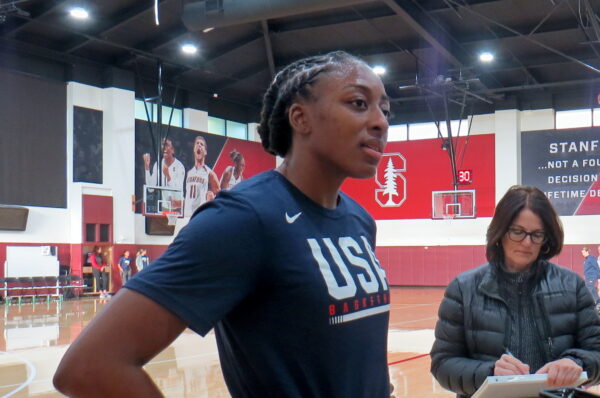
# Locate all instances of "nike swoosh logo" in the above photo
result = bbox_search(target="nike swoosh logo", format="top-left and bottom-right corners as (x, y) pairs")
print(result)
(285, 212), (302, 224)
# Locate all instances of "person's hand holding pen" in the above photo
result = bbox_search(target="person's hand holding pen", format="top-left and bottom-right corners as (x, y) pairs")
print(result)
(536, 358), (583, 387)
(494, 349), (530, 376)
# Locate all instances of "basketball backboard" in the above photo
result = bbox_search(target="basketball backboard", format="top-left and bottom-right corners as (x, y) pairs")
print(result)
(142, 185), (183, 217)
(432, 190), (476, 219)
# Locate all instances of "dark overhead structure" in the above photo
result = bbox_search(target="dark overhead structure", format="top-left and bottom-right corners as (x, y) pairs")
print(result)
(1, 0), (599, 123)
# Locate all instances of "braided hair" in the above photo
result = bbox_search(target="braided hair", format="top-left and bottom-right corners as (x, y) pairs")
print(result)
(257, 51), (367, 157)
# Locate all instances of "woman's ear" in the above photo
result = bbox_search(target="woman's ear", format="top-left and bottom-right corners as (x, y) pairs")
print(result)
(288, 103), (310, 135)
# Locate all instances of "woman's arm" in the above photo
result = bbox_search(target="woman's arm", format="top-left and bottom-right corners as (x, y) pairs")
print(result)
(90, 253), (102, 270)
(219, 166), (233, 190)
(53, 289), (186, 397)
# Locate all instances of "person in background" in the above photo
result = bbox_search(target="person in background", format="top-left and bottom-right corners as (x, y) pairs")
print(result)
(219, 149), (245, 190)
(582, 247), (600, 311)
(118, 251), (132, 285)
(431, 185), (600, 398)
(54, 50), (391, 398)
(89, 246), (109, 299)
(135, 249), (150, 273)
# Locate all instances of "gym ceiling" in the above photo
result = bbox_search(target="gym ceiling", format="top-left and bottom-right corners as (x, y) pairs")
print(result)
(1, 0), (600, 123)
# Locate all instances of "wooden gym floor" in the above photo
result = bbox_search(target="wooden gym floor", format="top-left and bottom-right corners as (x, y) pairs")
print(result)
(2, 287), (595, 397)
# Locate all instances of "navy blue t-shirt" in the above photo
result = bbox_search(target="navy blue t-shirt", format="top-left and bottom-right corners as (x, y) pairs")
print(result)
(126, 170), (390, 397)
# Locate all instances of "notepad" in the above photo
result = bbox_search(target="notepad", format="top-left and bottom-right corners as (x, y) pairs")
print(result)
(472, 371), (588, 398)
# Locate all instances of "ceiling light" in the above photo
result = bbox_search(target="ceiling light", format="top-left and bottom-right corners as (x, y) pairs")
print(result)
(202, 27), (214, 33)
(69, 7), (89, 20)
(479, 52), (494, 63)
(181, 44), (198, 55)
(372, 66), (386, 75)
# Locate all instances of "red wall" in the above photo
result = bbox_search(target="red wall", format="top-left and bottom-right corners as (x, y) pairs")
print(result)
(0, 242), (591, 287)
(377, 244), (590, 286)
(342, 134), (496, 219)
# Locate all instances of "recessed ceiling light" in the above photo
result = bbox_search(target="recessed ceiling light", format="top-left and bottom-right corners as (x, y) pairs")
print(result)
(372, 66), (386, 75)
(181, 44), (198, 55)
(69, 7), (89, 20)
(479, 52), (494, 63)
(202, 27), (214, 33)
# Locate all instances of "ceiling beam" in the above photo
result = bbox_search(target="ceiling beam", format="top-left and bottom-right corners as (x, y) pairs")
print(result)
(445, 0), (600, 75)
(1, 0), (67, 37)
(211, 65), (267, 92)
(261, 20), (276, 79)
(381, 0), (466, 68)
(64, 0), (174, 54)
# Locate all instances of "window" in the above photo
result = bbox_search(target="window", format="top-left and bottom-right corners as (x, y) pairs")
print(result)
(85, 224), (96, 242)
(226, 120), (248, 139)
(99, 224), (110, 242)
(208, 117), (248, 138)
(407, 119), (468, 140)
(135, 100), (183, 127)
(555, 109), (592, 129)
(388, 124), (408, 142)
(408, 122), (439, 140)
(208, 116), (225, 135)
(593, 108), (600, 126)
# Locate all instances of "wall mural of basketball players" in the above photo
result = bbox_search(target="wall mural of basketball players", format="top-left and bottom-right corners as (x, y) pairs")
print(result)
(134, 120), (276, 216)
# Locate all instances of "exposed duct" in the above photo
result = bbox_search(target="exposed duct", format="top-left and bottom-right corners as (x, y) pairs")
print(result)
(182, 0), (371, 32)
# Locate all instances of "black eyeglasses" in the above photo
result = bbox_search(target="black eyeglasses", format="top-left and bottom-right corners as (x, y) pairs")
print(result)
(507, 227), (546, 244)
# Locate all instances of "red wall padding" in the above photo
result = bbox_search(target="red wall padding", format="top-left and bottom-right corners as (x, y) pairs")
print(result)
(377, 244), (586, 286)
(0, 242), (591, 286)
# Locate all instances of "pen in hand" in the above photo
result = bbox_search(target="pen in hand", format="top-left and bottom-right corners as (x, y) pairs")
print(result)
(494, 348), (530, 376)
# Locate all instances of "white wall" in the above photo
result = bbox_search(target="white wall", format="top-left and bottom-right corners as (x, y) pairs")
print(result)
(184, 108), (208, 131)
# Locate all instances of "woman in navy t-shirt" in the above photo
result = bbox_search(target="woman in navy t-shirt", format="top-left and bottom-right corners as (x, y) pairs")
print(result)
(55, 51), (392, 398)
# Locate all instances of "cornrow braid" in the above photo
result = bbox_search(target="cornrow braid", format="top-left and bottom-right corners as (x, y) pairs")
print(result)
(257, 51), (366, 157)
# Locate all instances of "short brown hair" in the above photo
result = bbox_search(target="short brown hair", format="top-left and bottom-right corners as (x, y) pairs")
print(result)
(486, 185), (563, 263)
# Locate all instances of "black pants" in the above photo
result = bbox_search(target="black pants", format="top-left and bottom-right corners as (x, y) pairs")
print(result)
(92, 268), (108, 291)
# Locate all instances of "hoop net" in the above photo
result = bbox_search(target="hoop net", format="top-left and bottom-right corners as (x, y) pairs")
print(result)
(162, 211), (179, 226)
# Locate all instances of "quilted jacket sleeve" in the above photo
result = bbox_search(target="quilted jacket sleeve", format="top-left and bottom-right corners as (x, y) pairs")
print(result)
(559, 276), (600, 385)
(430, 278), (495, 396)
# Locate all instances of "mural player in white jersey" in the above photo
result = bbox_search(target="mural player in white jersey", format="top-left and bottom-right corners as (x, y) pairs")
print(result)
(184, 135), (219, 217)
(143, 138), (185, 191)
(220, 149), (245, 190)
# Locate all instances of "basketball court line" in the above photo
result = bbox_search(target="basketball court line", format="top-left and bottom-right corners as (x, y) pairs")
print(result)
(0, 351), (37, 398)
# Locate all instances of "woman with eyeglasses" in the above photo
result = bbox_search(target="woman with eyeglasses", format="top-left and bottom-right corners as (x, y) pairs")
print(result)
(431, 185), (600, 398)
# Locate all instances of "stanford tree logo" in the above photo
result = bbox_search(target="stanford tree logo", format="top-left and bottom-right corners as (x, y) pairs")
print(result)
(375, 153), (406, 207)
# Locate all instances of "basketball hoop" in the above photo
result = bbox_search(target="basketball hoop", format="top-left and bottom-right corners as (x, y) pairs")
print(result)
(162, 211), (179, 226)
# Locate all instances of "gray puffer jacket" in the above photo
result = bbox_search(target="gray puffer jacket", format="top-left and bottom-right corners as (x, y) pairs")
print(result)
(430, 261), (600, 398)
